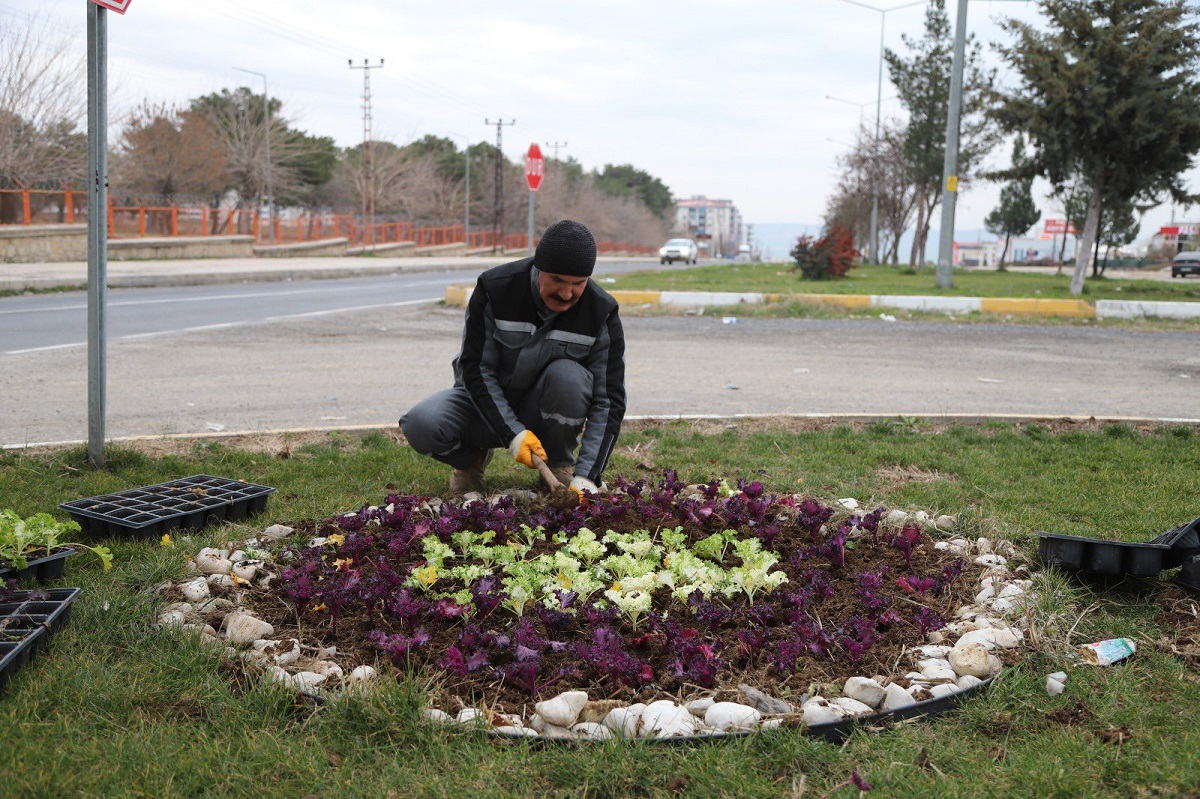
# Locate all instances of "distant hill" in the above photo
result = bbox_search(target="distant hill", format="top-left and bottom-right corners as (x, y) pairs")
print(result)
(748, 223), (823, 262)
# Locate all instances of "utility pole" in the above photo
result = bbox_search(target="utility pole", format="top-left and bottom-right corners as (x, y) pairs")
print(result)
(350, 58), (383, 247)
(545, 140), (568, 161)
(934, 0), (968, 288)
(485, 118), (515, 253)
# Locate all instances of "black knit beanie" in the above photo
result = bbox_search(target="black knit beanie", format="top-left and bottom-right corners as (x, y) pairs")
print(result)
(534, 219), (596, 277)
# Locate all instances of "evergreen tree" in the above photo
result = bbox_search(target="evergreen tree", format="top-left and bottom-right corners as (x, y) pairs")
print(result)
(984, 135), (1041, 269)
(884, 0), (996, 267)
(992, 0), (1200, 295)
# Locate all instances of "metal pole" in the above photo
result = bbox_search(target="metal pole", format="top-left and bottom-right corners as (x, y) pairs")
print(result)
(869, 13), (884, 265)
(233, 68), (272, 244)
(86, 3), (108, 468)
(464, 146), (470, 245)
(935, 0), (969, 288)
(527, 189), (535, 257)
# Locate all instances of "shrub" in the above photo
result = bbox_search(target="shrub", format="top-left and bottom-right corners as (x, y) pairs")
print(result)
(789, 224), (861, 280)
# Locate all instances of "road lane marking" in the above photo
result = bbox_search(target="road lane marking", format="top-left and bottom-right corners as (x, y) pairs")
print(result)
(0, 279), (460, 316)
(2, 296), (440, 354)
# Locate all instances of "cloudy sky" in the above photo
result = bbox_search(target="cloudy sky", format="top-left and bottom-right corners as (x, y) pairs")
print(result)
(9, 0), (1198, 249)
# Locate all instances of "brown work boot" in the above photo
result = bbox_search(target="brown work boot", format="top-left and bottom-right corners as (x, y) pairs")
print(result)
(449, 449), (493, 496)
(541, 464), (574, 491)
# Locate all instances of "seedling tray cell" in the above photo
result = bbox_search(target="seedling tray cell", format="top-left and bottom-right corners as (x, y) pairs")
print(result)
(0, 548), (75, 585)
(0, 587), (82, 636)
(60, 474), (275, 537)
(0, 625), (47, 692)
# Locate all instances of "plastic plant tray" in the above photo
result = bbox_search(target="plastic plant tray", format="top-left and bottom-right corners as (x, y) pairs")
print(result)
(0, 587), (82, 637)
(1038, 532), (1169, 577)
(1150, 516), (1200, 568)
(0, 547), (75, 585)
(0, 625), (47, 693)
(1177, 554), (1200, 594)
(59, 474), (275, 537)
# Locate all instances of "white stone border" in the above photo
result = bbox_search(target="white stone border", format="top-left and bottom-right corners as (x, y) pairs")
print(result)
(152, 504), (1032, 741)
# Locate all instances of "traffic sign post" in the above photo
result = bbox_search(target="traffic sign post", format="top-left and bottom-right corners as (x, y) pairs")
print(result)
(90, 0), (132, 13)
(525, 144), (544, 255)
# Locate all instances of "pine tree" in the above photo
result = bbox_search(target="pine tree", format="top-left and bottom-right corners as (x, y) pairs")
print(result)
(884, 0), (996, 267)
(992, 0), (1200, 295)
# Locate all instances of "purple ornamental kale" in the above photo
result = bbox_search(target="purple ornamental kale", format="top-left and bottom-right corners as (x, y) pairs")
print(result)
(888, 523), (923, 570)
(369, 628), (431, 664)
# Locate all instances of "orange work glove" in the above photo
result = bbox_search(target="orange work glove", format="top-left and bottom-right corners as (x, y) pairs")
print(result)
(509, 430), (548, 469)
(569, 475), (598, 501)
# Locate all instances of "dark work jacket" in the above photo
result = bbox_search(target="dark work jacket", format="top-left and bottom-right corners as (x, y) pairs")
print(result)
(453, 257), (626, 483)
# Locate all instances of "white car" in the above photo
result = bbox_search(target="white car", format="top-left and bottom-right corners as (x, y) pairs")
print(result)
(659, 238), (698, 265)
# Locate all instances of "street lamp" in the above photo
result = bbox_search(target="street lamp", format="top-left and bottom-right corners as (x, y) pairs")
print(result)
(825, 94), (896, 128)
(833, 0), (928, 263)
(233, 67), (273, 244)
(448, 132), (472, 247)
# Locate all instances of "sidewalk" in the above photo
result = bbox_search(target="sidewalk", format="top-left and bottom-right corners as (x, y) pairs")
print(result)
(0, 254), (519, 292)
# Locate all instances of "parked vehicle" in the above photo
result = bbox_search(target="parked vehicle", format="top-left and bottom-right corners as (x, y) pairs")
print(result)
(659, 238), (698, 265)
(1172, 250), (1200, 278)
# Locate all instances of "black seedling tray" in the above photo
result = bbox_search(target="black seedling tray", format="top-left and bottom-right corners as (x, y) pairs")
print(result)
(0, 547), (75, 585)
(1177, 554), (1200, 594)
(0, 625), (47, 693)
(59, 474), (275, 537)
(0, 587), (82, 637)
(1151, 516), (1200, 568)
(1038, 533), (1169, 577)
(1039, 515), (1200, 579)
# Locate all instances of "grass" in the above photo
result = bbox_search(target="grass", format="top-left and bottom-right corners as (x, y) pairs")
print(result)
(2, 421), (1199, 798)
(607, 262), (1200, 303)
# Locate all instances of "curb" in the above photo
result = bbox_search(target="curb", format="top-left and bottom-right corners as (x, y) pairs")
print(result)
(443, 286), (1200, 321)
(6, 412), (1198, 452)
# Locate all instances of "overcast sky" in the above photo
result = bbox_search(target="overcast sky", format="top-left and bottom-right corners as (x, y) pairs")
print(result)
(9, 0), (1198, 248)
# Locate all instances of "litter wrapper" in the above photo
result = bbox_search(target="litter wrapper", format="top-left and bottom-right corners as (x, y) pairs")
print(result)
(1078, 637), (1136, 665)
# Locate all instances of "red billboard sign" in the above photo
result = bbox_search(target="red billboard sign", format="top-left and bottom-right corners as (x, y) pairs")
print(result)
(1044, 219), (1077, 235)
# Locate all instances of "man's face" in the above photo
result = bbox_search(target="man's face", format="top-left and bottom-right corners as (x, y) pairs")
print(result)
(537, 271), (589, 312)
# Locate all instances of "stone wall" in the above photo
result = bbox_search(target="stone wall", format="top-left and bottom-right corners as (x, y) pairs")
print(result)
(0, 225), (88, 262)
(108, 236), (255, 260)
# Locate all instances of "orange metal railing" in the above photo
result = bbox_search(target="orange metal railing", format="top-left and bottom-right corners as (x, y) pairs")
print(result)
(1, 188), (658, 255)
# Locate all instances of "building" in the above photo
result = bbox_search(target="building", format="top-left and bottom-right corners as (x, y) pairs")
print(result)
(674, 196), (744, 256)
(1151, 223), (1199, 255)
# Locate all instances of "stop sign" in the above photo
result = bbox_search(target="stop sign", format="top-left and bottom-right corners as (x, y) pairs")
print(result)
(524, 143), (544, 191)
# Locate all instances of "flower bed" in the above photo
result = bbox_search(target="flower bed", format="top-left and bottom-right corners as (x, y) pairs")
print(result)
(156, 472), (1033, 738)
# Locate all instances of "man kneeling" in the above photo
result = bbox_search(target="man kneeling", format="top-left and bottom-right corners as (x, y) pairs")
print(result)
(400, 219), (626, 499)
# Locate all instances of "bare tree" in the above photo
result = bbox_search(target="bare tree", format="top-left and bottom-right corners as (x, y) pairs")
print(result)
(0, 12), (86, 223)
(825, 119), (915, 264)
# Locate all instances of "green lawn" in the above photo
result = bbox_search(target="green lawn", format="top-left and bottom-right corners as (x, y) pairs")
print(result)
(2, 421), (1199, 798)
(608, 262), (1200, 303)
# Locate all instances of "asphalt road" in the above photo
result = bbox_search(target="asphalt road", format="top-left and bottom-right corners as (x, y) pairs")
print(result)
(3, 294), (1197, 448)
(0, 260), (656, 354)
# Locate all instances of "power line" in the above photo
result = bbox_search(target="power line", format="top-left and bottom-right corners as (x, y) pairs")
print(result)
(485, 118), (515, 253)
(350, 58), (384, 246)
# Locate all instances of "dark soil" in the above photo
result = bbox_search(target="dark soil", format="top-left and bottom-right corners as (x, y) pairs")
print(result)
(246, 484), (990, 717)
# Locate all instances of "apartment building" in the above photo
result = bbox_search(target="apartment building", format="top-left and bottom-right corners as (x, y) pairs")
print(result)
(674, 196), (744, 256)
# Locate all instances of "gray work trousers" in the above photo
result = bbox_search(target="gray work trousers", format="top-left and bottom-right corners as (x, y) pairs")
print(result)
(399, 359), (592, 470)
